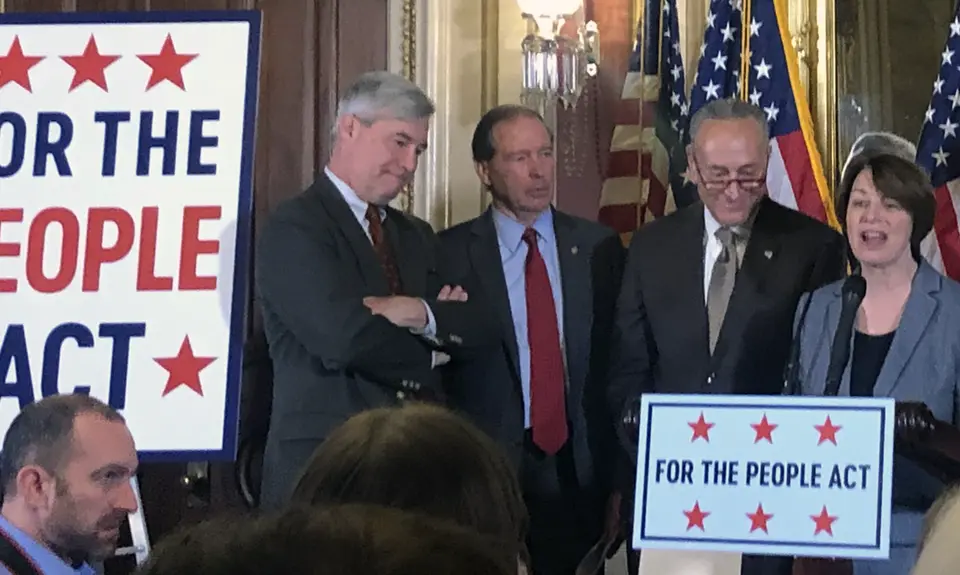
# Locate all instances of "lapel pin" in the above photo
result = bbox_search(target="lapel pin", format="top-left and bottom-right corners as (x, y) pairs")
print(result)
(764, 250), (773, 259)
(571, 246), (579, 255)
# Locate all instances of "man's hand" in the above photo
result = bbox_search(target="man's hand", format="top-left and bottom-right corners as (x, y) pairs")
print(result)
(437, 284), (468, 302)
(363, 296), (428, 329)
(432, 351), (451, 368)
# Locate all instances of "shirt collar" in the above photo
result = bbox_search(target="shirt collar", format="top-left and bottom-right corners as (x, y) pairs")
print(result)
(492, 207), (555, 254)
(0, 515), (94, 574)
(703, 205), (755, 240)
(324, 167), (385, 221)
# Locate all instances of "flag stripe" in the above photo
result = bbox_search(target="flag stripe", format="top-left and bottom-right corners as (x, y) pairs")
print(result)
(935, 182), (960, 278)
(771, 0), (837, 229)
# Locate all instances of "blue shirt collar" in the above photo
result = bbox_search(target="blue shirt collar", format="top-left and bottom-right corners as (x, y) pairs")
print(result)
(0, 515), (95, 574)
(492, 207), (555, 254)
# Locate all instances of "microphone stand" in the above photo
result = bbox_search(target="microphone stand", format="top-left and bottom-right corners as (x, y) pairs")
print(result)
(823, 274), (866, 397)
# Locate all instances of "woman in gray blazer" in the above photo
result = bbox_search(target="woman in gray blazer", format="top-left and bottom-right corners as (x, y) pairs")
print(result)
(794, 150), (960, 575)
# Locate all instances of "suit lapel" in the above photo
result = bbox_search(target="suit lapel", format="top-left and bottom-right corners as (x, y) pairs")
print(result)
(712, 199), (783, 367)
(675, 206), (711, 365)
(554, 211), (590, 397)
(312, 175), (390, 294)
(821, 293), (849, 396)
(384, 212), (427, 297)
(470, 211), (521, 380)
(873, 264), (940, 397)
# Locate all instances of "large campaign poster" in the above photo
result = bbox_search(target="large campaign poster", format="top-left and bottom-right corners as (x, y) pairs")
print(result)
(0, 11), (261, 461)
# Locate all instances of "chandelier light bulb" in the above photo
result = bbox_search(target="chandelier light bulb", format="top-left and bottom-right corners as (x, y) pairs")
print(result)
(516, 0), (581, 18)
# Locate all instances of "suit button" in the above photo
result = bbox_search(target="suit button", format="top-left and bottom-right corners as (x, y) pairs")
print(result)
(396, 391), (406, 401)
(450, 334), (462, 345)
(706, 374), (714, 385)
(412, 382), (421, 391)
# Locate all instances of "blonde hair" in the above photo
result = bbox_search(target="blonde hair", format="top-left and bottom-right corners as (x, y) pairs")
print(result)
(911, 485), (960, 574)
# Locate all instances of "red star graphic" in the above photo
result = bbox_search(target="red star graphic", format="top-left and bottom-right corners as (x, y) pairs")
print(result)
(688, 411), (715, 442)
(137, 34), (198, 90)
(815, 415), (842, 445)
(811, 505), (838, 536)
(61, 35), (120, 92)
(683, 501), (710, 531)
(0, 36), (44, 92)
(750, 413), (778, 444)
(154, 336), (216, 397)
(746, 503), (773, 533)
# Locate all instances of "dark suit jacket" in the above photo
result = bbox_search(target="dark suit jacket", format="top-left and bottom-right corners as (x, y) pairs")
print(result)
(607, 197), (845, 575)
(439, 207), (625, 497)
(255, 173), (497, 509)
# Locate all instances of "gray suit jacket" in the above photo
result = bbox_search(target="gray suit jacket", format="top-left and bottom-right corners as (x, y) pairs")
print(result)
(796, 261), (960, 570)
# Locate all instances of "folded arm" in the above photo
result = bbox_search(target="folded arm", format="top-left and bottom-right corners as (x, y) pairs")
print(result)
(256, 216), (433, 384)
(422, 222), (501, 359)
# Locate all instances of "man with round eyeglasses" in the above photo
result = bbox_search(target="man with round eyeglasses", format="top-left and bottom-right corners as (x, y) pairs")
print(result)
(606, 98), (847, 575)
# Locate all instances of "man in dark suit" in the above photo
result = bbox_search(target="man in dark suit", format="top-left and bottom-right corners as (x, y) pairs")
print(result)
(255, 71), (496, 510)
(607, 99), (846, 575)
(440, 105), (626, 575)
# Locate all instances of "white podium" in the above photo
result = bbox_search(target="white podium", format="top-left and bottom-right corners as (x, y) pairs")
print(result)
(637, 550), (742, 575)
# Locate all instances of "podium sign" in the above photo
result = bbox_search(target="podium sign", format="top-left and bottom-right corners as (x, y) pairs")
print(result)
(633, 394), (894, 559)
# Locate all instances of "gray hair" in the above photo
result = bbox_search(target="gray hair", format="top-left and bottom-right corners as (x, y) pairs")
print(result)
(841, 131), (916, 183)
(688, 98), (770, 143)
(332, 71), (435, 141)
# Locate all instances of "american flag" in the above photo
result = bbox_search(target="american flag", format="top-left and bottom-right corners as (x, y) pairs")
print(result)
(688, 0), (836, 225)
(597, 0), (689, 237)
(915, 5), (960, 281)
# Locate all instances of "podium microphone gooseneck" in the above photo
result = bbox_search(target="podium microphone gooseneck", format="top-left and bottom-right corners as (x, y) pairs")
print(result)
(823, 274), (867, 397)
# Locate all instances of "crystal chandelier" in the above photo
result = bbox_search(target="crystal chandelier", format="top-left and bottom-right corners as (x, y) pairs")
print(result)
(516, 0), (599, 129)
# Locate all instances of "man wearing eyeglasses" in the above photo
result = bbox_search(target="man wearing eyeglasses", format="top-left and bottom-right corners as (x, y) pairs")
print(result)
(606, 98), (846, 575)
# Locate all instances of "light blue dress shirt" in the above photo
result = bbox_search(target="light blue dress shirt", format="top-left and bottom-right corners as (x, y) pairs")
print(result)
(324, 168), (437, 339)
(492, 208), (566, 428)
(0, 516), (96, 575)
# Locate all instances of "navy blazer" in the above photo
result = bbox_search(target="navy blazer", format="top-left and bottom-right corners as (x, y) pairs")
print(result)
(795, 260), (960, 572)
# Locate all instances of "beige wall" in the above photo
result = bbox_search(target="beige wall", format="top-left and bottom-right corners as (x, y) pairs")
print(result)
(386, 0), (826, 228)
(387, 0), (710, 229)
(387, 0), (496, 229)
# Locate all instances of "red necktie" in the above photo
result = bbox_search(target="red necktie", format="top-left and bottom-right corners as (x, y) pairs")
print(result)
(522, 228), (568, 454)
(365, 205), (402, 294)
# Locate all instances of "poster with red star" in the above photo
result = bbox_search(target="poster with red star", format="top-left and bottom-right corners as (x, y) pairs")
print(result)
(0, 11), (260, 461)
(632, 394), (895, 559)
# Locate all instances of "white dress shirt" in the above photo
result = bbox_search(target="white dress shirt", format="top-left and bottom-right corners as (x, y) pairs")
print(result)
(702, 207), (724, 303)
(702, 207), (750, 303)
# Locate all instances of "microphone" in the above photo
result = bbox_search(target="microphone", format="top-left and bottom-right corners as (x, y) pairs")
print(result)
(782, 289), (815, 396)
(823, 274), (866, 397)
(782, 242), (842, 396)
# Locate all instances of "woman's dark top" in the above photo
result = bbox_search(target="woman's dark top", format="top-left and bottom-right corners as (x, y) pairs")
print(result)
(850, 330), (896, 397)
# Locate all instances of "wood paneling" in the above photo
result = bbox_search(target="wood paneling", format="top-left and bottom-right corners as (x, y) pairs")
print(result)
(0, 0), (388, 565)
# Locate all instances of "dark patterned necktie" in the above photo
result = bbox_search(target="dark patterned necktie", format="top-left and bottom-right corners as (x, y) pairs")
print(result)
(522, 227), (568, 454)
(365, 205), (402, 294)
